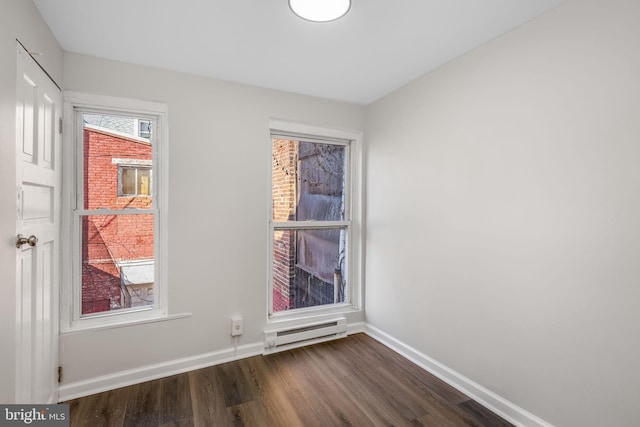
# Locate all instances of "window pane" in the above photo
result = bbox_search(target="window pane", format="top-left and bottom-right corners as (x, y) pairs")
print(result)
(138, 168), (151, 195)
(83, 112), (153, 209)
(121, 168), (136, 195)
(81, 214), (154, 315)
(139, 120), (152, 139)
(272, 228), (347, 313)
(272, 139), (345, 221)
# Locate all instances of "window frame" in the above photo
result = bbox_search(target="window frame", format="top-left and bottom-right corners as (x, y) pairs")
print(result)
(268, 119), (363, 321)
(61, 92), (169, 332)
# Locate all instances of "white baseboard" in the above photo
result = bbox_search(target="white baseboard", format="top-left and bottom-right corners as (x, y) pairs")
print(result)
(364, 324), (553, 427)
(58, 341), (264, 402)
(347, 321), (366, 335)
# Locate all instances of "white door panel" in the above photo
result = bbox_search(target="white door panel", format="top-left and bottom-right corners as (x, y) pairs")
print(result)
(15, 43), (61, 404)
(16, 248), (33, 404)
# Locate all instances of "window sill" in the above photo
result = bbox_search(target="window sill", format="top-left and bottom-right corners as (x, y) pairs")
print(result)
(267, 303), (361, 325)
(61, 311), (192, 335)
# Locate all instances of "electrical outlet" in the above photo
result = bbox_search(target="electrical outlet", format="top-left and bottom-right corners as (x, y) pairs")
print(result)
(231, 315), (243, 336)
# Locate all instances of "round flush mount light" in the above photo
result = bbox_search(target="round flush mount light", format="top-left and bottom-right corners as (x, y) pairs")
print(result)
(289, 0), (351, 23)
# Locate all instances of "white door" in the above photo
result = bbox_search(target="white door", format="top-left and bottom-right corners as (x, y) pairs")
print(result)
(15, 43), (61, 404)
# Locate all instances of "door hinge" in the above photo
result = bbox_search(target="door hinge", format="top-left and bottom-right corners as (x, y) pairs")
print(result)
(58, 366), (63, 383)
(59, 117), (63, 135)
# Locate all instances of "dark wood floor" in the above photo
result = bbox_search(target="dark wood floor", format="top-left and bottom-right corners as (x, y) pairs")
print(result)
(65, 333), (513, 426)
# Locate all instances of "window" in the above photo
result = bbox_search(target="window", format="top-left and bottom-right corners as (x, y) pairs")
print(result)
(138, 120), (152, 139)
(269, 120), (362, 318)
(62, 93), (168, 331)
(119, 165), (152, 196)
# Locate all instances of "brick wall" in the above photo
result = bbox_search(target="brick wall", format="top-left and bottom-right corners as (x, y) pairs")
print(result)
(81, 218), (121, 314)
(272, 139), (298, 311)
(83, 128), (153, 211)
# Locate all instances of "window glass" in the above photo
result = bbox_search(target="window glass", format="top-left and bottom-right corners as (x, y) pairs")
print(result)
(271, 136), (350, 313)
(272, 139), (346, 221)
(83, 113), (153, 208)
(79, 112), (156, 316)
(138, 168), (151, 195)
(121, 168), (136, 195)
(272, 228), (347, 312)
(81, 214), (154, 315)
(139, 120), (152, 139)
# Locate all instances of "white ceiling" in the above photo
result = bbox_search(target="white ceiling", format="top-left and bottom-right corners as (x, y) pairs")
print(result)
(33, 0), (563, 105)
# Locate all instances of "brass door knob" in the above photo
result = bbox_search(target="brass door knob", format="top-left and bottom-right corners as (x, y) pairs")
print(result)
(16, 234), (38, 249)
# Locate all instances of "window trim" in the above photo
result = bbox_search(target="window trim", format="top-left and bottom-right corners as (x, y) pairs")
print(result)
(61, 92), (169, 333)
(268, 119), (363, 321)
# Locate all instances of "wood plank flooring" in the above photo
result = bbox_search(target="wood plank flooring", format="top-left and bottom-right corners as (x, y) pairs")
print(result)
(64, 333), (514, 427)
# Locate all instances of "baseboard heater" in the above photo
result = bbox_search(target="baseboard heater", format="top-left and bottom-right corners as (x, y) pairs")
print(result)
(264, 317), (347, 354)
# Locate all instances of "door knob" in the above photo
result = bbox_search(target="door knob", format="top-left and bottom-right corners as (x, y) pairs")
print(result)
(16, 234), (38, 249)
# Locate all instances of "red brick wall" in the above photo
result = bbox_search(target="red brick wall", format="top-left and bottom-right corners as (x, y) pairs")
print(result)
(81, 218), (121, 314)
(83, 128), (153, 211)
(81, 128), (154, 313)
(272, 139), (298, 311)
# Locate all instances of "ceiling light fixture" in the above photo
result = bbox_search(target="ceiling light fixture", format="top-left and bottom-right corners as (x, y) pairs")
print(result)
(289, 0), (351, 23)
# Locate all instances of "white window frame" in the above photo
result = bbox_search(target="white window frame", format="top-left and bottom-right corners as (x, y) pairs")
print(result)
(268, 119), (363, 321)
(61, 92), (169, 332)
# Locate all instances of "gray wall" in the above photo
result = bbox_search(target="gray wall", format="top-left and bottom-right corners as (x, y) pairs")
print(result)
(60, 53), (365, 384)
(365, 0), (640, 425)
(0, 0), (63, 404)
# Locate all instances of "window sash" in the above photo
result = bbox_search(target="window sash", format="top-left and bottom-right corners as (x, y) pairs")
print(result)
(269, 126), (357, 317)
(74, 108), (158, 210)
(75, 212), (157, 319)
(74, 108), (159, 319)
(271, 132), (351, 146)
(271, 220), (350, 229)
(271, 225), (350, 315)
(271, 136), (352, 223)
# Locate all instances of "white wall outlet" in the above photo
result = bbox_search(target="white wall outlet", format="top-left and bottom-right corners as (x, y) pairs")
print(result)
(231, 315), (243, 336)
